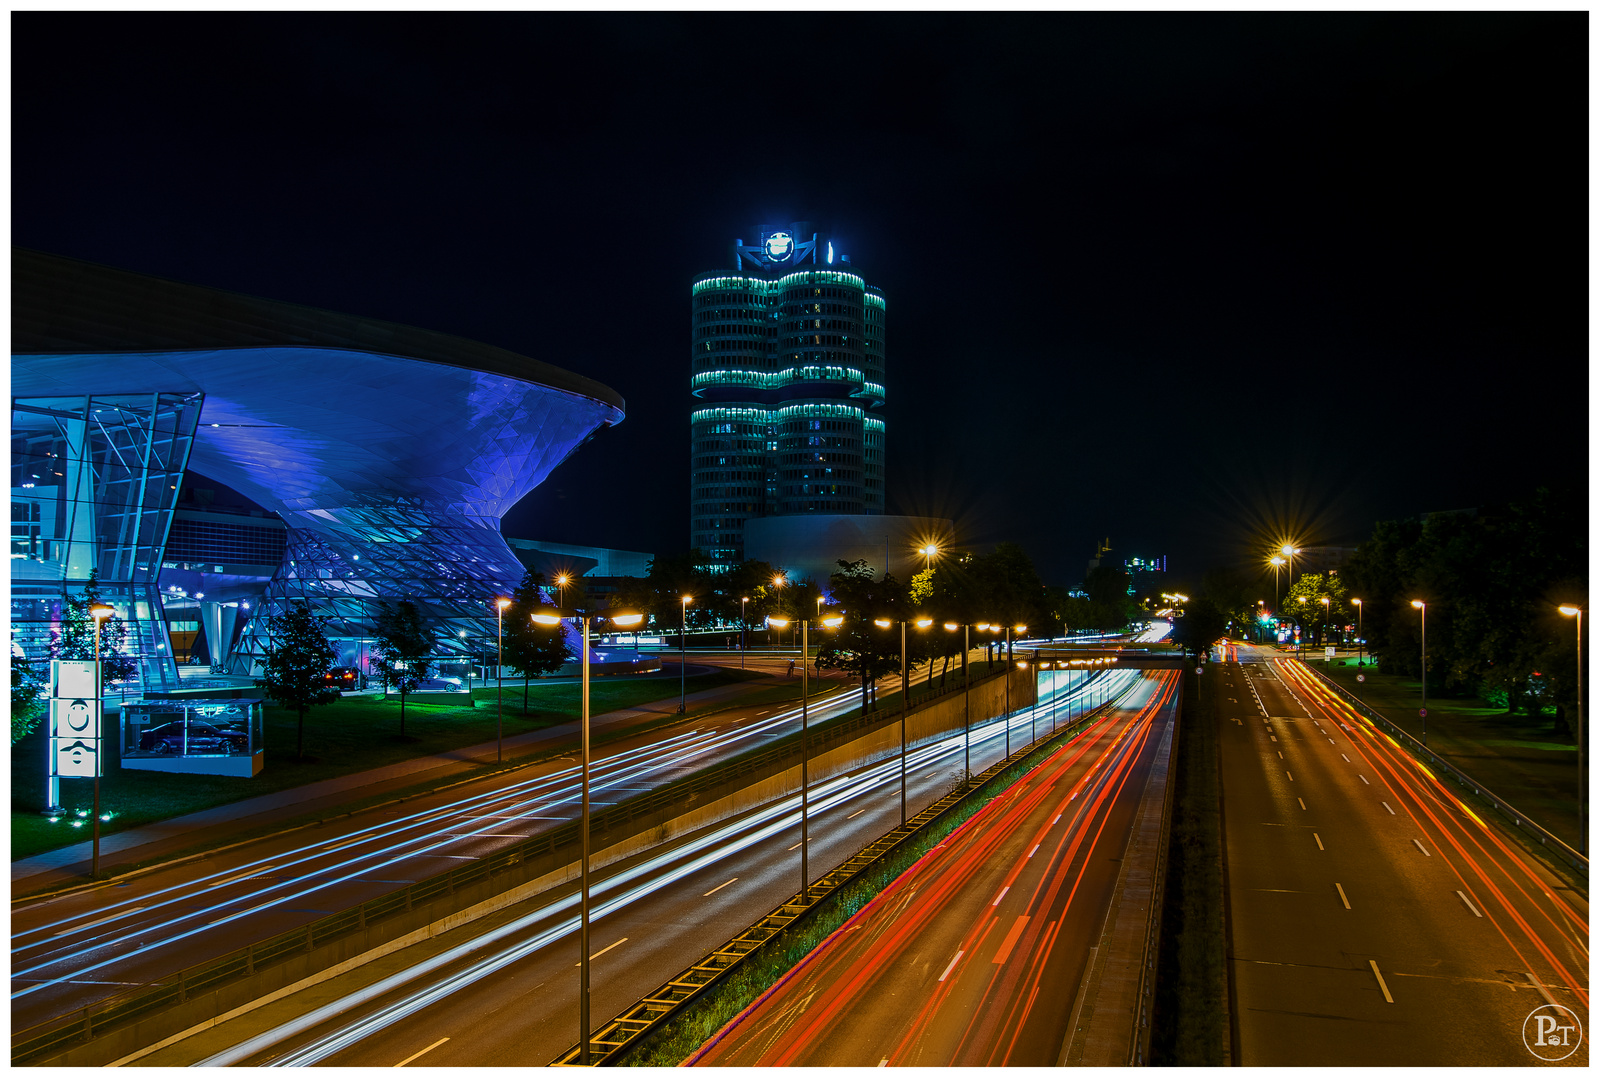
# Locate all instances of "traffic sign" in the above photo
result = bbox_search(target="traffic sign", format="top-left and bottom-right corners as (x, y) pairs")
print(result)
(1419, 708), (1428, 718)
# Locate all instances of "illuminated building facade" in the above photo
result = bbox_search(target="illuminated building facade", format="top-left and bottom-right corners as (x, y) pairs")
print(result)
(690, 222), (886, 570)
(12, 249), (624, 685)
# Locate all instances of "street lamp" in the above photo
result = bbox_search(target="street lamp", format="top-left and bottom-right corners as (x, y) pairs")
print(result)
(495, 598), (510, 764)
(679, 595), (692, 713)
(740, 596), (749, 670)
(1320, 597), (1331, 659)
(1411, 600), (1427, 745)
(555, 573), (571, 612)
(1269, 555), (1287, 611)
(1351, 598), (1364, 665)
(921, 544), (940, 574)
(767, 610), (842, 904)
(1559, 604), (1585, 853)
(89, 603), (114, 879)
(533, 605), (644, 1065)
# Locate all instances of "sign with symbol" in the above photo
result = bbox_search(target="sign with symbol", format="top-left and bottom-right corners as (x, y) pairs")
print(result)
(1419, 708), (1428, 718)
(1195, 667), (1203, 675)
(1357, 674), (1365, 682)
(1325, 646), (1336, 659)
(49, 661), (101, 778)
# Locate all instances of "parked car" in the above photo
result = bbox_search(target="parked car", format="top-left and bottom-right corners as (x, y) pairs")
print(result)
(138, 720), (248, 755)
(414, 676), (467, 693)
(324, 666), (363, 692)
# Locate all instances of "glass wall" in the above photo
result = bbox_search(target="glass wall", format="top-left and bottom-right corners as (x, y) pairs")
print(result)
(11, 392), (203, 692)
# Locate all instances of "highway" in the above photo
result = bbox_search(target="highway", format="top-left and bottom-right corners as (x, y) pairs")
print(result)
(10, 670), (886, 1034)
(136, 664), (1149, 1065)
(1217, 644), (1589, 1066)
(687, 670), (1180, 1067)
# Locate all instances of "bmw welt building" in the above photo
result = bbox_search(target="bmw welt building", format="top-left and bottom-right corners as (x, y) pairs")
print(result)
(11, 249), (625, 692)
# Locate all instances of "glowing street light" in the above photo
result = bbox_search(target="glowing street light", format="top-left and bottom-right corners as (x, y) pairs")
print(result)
(554, 573), (571, 612)
(920, 544), (940, 573)
(679, 595), (693, 714)
(89, 603), (114, 879)
(769, 609), (841, 904)
(1559, 604), (1586, 853)
(1351, 598), (1364, 665)
(740, 596), (749, 670)
(533, 604), (644, 1064)
(1411, 600), (1428, 745)
(494, 598), (511, 763)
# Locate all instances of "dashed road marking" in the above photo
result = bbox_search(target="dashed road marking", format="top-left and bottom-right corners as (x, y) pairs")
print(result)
(1336, 883), (1351, 909)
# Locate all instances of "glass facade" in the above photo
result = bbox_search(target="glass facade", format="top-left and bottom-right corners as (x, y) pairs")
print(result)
(10, 392), (204, 692)
(690, 222), (886, 570)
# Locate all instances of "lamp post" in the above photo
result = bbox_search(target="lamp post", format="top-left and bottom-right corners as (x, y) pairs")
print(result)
(1559, 605), (1585, 853)
(679, 595), (691, 713)
(740, 596), (749, 670)
(921, 544), (939, 574)
(89, 603), (114, 880)
(1351, 598), (1364, 665)
(1269, 555), (1286, 611)
(495, 598), (510, 764)
(1320, 597), (1331, 660)
(1411, 600), (1427, 745)
(554, 573), (571, 612)
(533, 605), (644, 1066)
(768, 611), (841, 904)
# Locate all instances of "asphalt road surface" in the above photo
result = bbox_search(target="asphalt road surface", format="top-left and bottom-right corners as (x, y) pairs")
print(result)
(10, 671), (893, 1035)
(1218, 643), (1589, 1067)
(688, 670), (1181, 1067)
(140, 668), (1142, 1066)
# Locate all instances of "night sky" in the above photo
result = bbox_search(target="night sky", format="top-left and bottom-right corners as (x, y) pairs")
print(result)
(12, 13), (1587, 588)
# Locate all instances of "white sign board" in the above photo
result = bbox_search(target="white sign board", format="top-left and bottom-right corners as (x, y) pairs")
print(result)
(50, 660), (101, 778)
(1325, 646), (1336, 659)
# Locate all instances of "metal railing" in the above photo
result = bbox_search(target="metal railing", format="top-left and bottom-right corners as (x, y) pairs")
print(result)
(10, 665), (1022, 1065)
(1303, 665), (1587, 875)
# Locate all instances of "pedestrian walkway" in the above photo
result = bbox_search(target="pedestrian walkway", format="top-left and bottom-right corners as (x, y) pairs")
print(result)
(11, 669), (781, 897)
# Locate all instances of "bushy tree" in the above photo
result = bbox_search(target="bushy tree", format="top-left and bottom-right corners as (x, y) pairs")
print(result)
(11, 649), (45, 745)
(816, 560), (907, 711)
(368, 601), (437, 735)
(1280, 571), (1349, 647)
(1084, 565), (1138, 631)
(49, 570), (137, 684)
(1172, 598), (1229, 661)
(255, 601), (341, 759)
(502, 569), (572, 712)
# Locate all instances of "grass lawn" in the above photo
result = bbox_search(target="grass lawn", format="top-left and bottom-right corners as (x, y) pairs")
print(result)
(1316, 659), (1582, 851)
(11, 668), (772, 863)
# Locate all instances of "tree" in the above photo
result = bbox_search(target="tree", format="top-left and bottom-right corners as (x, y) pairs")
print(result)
(255, 601), (341, 759)
(50, 570), (137, 685)
(1171, 598), (1229, 661)
(11, 648), (45, 745)
(817, 560), (906, 711)
(1084, 565), (1138, 632)
(368, 601), (437, 736)
(503, 569), (572, 712)
(1280, 571), (1349, 647)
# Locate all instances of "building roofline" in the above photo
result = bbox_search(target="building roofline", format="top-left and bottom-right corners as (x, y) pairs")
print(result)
(11, 248), (626, 414)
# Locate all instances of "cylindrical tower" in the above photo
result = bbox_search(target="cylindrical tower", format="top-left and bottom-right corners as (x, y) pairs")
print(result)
(689, 226), (886, 568)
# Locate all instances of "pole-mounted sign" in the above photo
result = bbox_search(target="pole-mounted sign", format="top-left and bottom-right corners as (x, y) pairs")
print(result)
(48, 660), (101, 810)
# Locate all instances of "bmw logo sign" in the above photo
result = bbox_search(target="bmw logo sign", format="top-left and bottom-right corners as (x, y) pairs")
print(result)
(765, 231), (794, 262)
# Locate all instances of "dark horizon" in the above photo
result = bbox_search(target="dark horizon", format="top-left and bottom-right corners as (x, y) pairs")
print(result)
(13, 12), (1586, 587)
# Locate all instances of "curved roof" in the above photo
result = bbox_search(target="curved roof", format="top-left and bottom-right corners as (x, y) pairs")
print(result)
(12, 248), (625, 414)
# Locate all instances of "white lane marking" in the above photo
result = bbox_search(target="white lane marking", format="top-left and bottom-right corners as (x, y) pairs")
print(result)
(1327, 738), (1335, 745)
(1336, 883), (1351, 909)
(1028, 844), (1040, 858)
(393, 1036), (449, 1067)
(992, 886), (1009, 907)
(1341, 754), (1350, 762)
(1270, 735), (1278, 742)
(1456, 890), (1484, 918)
(1298, 799), (1307, 810)
(878, 1059), (889, 1067)
(1313, 833), (1324, 851)
(1277, 751), (1283, 759)
(52, 907), (147, 938)
(1525, 972), (1560, 1007)
(847, 808), (868, 819)
(1052, 814), (1062, 825)
(207, 897), (287, 925)
(1286, 771), (1293, 781)
(322, 837), (363, 851)
(788, 842), (804, 851)
(1411, 839), (1431, 857)
(938, 950), (964, 982)
(214, 866), (277, 887)
(703, 878), (738, 896)
(576, 938), (628, 966)
(1382, 801), (1396, 815)
(1358, 774), (1369, 785)
(1369, 960), (1394, 1003)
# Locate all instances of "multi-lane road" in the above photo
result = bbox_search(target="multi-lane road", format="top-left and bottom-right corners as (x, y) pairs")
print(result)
(1217, 644), (1589, 1066)
(687, 670), (1180, 1067)
(82, 655), (1147, 1065)
(10, 672), (883, 1036)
